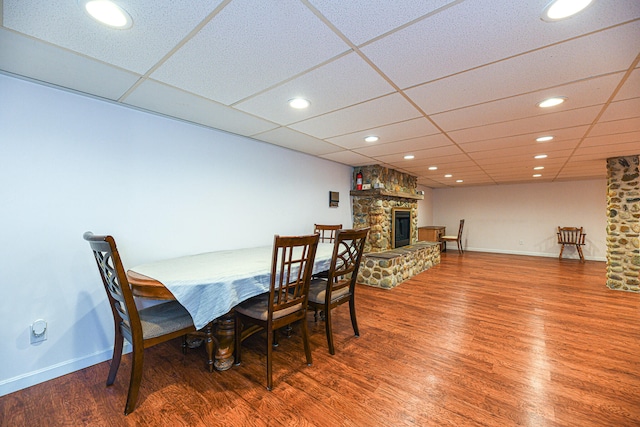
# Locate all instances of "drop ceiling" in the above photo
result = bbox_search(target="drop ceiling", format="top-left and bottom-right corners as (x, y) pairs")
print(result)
(1, 0), (639, 188)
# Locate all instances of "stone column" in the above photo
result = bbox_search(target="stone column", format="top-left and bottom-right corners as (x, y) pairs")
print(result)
(606, 155), (640, 292)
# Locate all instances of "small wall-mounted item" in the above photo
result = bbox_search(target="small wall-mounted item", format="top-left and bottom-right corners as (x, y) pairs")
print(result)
(329, 191), (339, 207)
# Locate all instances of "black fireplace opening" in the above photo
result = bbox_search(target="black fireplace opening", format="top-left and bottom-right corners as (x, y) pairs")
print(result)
(394, 210), (411, 248)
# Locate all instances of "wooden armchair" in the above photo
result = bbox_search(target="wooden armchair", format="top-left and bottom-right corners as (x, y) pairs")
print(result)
(557, 227), (586, 262)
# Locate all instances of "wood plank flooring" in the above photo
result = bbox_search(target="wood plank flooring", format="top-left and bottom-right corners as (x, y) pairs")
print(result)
(2, 252), (639, 426)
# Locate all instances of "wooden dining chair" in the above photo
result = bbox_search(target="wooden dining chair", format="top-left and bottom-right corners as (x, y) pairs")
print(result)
(442, 219), (465, 253)
(307, 228), (369, 355)
(314, 224), (342, 243)
(234, 234), (320, 390)
(557, 226), (586, 262)
(313, 224), (342, 279)
(83, 232), (209, 415)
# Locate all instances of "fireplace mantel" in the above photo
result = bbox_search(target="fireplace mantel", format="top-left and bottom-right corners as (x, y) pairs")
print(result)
(350, 189), (424, 201)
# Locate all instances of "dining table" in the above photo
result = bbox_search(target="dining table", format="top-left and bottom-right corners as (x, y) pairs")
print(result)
(126, 242), (335, 371)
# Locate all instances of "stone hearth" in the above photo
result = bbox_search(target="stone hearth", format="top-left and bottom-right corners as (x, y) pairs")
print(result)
(357, 242), (440, 289)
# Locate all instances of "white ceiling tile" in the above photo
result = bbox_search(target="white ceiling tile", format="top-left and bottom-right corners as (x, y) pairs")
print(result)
(251, 127), (341, 156)
(289, 93), (421, 139)
(123, 79), (278, 136)
(353, 134), (454, 157)
(599, 97), (640, 122)
(369, 144), (462, 163)
(319, 150), (376, 166)
(0, 29), (139, 100)
(448, 105), (603, 144)
(402, 154), (473, 171)
(589, 117), (640, 137)
(3, 0), (223, 74)
(460, 128), (589, 153)
(614, 68), (640, 102)
(470, 146), (575, 162)
(573, 141), (640, 160)
(405, 23), (640, 115)
(234, 53), (395, 124)
(326, 118), (440, 149)
(581, 131), (640, 148)
(150, 0), (349, 105)
(362, 0), (640, 88)
(431, 73), (624, 132)
(307, 0), (458, 45)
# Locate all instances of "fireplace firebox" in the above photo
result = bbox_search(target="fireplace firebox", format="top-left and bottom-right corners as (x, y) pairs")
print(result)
(392, 208), (411, 248)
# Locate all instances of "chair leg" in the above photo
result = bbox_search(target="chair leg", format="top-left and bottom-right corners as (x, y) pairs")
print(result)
(457, 239), (463, 254)
(577, 245), (585, 262)
(107, 331), (124, 386)
(266, 326), (273, 391)
(324, 307), (335, 355)
(559, 244), (565, 259)
(301, 317), (312, 365)
(124, 345), (144, 415)
(349, 297), (359, 338)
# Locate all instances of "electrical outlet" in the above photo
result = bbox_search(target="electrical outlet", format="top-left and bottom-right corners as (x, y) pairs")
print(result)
(30, 319), (48, 344)
(519, 240), (524, 245)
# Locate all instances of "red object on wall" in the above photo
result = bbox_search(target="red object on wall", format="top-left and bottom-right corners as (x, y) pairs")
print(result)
(356, 171), (363, 190)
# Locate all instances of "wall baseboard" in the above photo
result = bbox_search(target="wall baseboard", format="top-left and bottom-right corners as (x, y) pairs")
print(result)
(0, 343), (131, 397)
(461, 247), (606, 262)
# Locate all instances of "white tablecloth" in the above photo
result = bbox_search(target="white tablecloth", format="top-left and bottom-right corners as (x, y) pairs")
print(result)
(129, 243), (334, 329)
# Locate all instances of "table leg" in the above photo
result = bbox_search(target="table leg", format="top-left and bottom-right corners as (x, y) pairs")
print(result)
(214, 312), (235, 371)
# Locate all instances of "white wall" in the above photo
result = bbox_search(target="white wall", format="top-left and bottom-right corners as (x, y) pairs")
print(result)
(432, 180), (607, 260)
(416, 185), (434, 227)
(0, 74), (354, 395)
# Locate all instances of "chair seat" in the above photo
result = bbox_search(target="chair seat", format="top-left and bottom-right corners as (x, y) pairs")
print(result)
(138, 301), (194, 340)
(236, 292), (303, 321)
(441, 235), (457, 240)
(308, 278), (350, 304)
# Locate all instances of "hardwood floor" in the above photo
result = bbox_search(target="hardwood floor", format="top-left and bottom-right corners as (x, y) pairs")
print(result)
(2, 252), (639, 426)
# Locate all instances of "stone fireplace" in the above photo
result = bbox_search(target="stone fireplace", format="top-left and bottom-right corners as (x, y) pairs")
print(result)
(351, 165), (422, 253)
(350, 165), (440, 288)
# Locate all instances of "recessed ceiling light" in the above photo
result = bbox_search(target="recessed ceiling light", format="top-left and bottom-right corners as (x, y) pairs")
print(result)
(444, 174), (453, 178)
(364, 135), (379, 143)
(542, 0), (594, 21)
(456, 179), (464, 183)
(404, 155), (415, 160)
(288, 98), (310, 109)
(535, 154), (548, 159)
(537, 97), (566, 108)
(533, 174), (543, 178)
(428, 166), (438, 171)
(534, 166), (545, 170)
(536, 136), (554, 142)
(80, 0), (133, 29)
